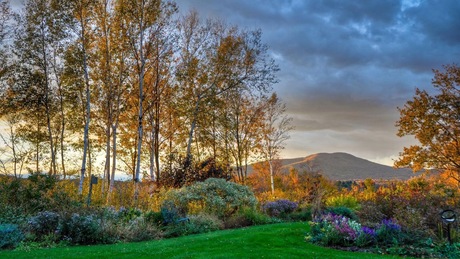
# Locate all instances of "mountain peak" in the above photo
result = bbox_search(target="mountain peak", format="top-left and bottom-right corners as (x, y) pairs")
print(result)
(268, 152), (418, 181)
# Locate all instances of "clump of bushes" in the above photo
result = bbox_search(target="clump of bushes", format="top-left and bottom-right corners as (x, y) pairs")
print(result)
(306, 212), (460, 258)
(307, 213), (365, 247)
(164, 178), (258, 219)
(224, 207), (274, 229)
(164, 213), (223, 237)
(0, 224), (24, 249)
(28, 211), (60, 237)
(325, 194), (360, 211)
(263, 199), (298, 218)
(59, 213), (103, 245)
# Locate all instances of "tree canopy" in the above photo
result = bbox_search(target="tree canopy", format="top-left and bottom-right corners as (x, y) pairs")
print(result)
(395, 64), (460, 182)
(0, 0), (290, 194)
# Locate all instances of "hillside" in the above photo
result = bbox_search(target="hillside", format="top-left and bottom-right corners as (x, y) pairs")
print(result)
(250, 152), (419, 181)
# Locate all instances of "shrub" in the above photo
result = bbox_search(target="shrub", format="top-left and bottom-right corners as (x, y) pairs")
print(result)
(161, 200), (188, 225)
(325, 194), (360, 210)
(356, 226), (376, 247)
(120, 217), (161, 242)
(240, 207), (274, 225)
(28, 211), (60, 236)
(375, 218), (404, 247)
(223, 208), (274, 229)
(288, 206), (312, 222)
(144, 211), (164, 226)
(307, 213), (363, 247)
(117, 207), (142, 222)
(185, 213), (223, 234)
(324, 206), (358, 221)
(59, 213), (102, 245)
(263, 199), (298, 218)
(165, 178), (257, 219)
(162, 213), (223, 237)
(0, 204), (27, 225)
(0, 224), (24, 249)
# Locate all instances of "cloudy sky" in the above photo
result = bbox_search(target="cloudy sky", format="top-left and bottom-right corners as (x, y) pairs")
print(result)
(175, 0), (460, 165)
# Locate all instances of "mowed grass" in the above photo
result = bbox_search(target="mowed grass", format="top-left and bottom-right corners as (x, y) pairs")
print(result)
(0, 222), (402, 259)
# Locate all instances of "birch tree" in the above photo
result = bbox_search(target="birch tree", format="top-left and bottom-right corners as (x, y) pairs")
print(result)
(72, 0), (95, 195)
(176, 12), (278, 170)
(259, 93), (293, 194)
(11, 0), (72, 175)
(120, 0), (170, 200)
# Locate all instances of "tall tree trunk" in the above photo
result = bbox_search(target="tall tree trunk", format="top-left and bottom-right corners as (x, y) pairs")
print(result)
(269, 159), (274, 195)
(186, 94), (202, 166)
(58, 80), (66, 178)
(107, 122), (118, 204)
(41, 29), (56, 175)
(101, 0), (112, 195)
(79, 14), (91, 196)
(36, 113), (40, 173)
(149, 120), (155, 181)
(103, 123), (110, 194)
(134, 3), (146, 202)
(53, 49), (66, 178)
(9, 124), (17, 178)
(153, 57), (161, 183)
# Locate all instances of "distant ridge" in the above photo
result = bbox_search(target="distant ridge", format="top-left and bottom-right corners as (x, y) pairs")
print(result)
(250, 152), (418, 181)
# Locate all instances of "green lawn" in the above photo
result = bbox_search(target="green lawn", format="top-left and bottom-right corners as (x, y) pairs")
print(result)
(0, 222), (402, 259)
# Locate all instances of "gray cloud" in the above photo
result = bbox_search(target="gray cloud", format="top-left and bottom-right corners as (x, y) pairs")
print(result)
(175, 0), (460, 164)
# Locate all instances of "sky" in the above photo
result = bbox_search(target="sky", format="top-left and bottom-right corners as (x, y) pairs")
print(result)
(174, 0), (460, 165)
(7, 0), (460, 166)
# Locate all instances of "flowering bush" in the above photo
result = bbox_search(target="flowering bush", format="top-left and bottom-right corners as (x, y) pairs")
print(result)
(375, 218), (404, 246)
(307, 213), (362, 246)
(306, 213), (405, 249)
(28, 211), (60, 236)
(263, 199), (298, 217)
(356, 226), (376, 247)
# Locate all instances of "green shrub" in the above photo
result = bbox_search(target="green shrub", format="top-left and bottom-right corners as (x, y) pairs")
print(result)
(325, 206), (358, 221)
(120, 217), (161, 242)
(59, 213), (102, 245)
(224, 208), (274, 229)
(144, 211), (164, 226)
(240, 208), (273, 225)
(325, 194), (360, 210)
(117, 207), (142, 222)
(28, 211), (60, 236)
(0, 204), (28, 225)
(165, 178), (257, 219)
(435, 242), (460, 259)
(161, 200), (188, 225)
(375, 219), (404, 247)
(0, 224), (24, 249)
(186, 214), (223, 234)
(288, 207), (312, 222)
(164, 213), (223, 237)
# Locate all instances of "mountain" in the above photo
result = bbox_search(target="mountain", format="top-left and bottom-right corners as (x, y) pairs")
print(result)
(250, 152), (419, 181)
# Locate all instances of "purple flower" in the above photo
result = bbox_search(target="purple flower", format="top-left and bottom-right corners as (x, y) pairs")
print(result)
(263, 199), (298, 217)
(361, 226), (376, 237)
(381, 218), (401, 231)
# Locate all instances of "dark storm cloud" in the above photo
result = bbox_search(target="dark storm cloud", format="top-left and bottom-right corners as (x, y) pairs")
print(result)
(175, 1), (460, 163)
